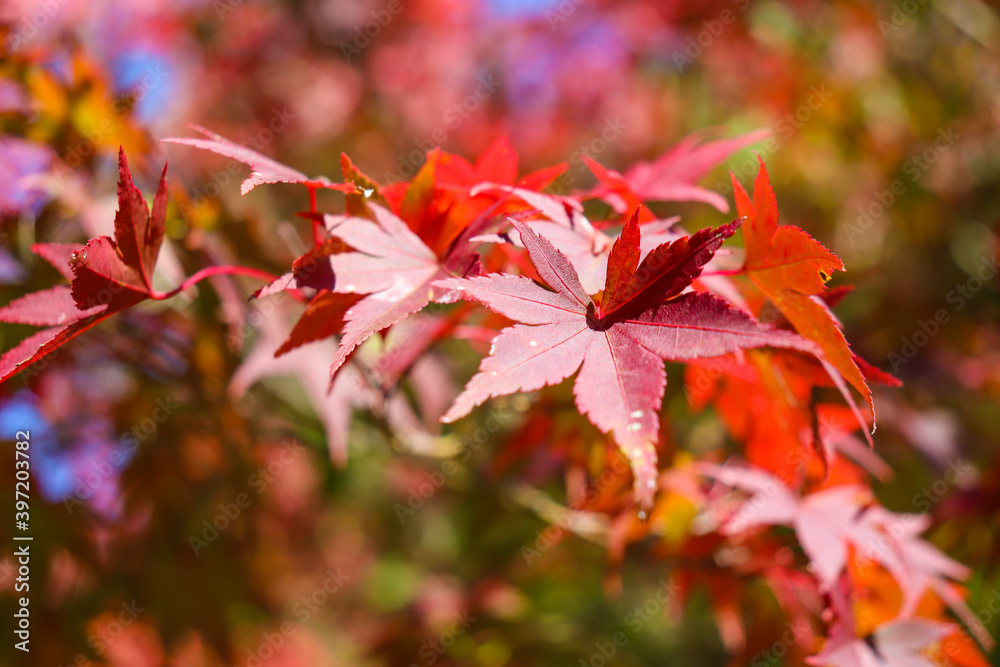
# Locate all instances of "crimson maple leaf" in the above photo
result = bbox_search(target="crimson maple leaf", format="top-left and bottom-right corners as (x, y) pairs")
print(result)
(731, 157), (874, 426)
(586, 129), (768, 217)
(437, 214), (827, 509)
(0, 149), (167, 383)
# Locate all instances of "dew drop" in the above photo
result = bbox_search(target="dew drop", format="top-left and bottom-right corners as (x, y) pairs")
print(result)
(343, 284), (355, 293)
(362, 188), (374, 198)
(529, 340), (538, 347)
(627, 422), (641, 433)
(630, 410), (644, 419)
(637, 510), (648, 521)
(79, 248), (87, 259)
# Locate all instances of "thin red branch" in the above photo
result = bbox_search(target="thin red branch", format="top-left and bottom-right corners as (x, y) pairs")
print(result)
(152, 265), (280, 300)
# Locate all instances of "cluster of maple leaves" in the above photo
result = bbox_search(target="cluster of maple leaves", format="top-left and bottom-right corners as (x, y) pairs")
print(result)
(1, 130), (992, 665)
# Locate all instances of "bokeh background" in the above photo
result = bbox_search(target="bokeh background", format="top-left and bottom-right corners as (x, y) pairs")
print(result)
(1, 0), (999, 665)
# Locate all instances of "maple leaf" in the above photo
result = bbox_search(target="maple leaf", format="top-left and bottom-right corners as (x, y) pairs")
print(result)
(370, 142), (567, 257)
(386, 143), (565, 258)
(254, 236), (344, 300)
(585, 129), (768, 216)
(340, 152), (390, 217)
(254, 149), (519, 371)
(0, 149), (167, 383)
(273, 290), (360, 357)
(700, 459), (990, 644)
(701, 462), (883, 587)
(858, 507), (995, 650)
(807, 617), (954, 667)
(422, 136), (568, 194)
(731, 157), (874, 427)
(287, 204), (482, 379)
(71, 150), (170, 310)
(437, 215), (828, 509)
(472, 190), (682, 294)
(162, 125), (356, 195)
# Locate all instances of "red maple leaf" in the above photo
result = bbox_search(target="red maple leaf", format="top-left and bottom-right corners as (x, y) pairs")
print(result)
(585, 129), (768, 218)
(437, 215), (827, 509)
(731, 157), (874, 427)
(162, 125), (356, 195)
(0, 149), (167, 383)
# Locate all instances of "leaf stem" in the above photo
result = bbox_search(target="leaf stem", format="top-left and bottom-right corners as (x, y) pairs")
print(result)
(152, 265), (280, 300)
(701, 268), (745, 277)
(308, 186), (323, 247)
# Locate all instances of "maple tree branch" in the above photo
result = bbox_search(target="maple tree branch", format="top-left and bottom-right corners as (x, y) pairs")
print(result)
(153, 265), (280, 300)
(700, 269), (745, 277)
(307, 186), (324, 247)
